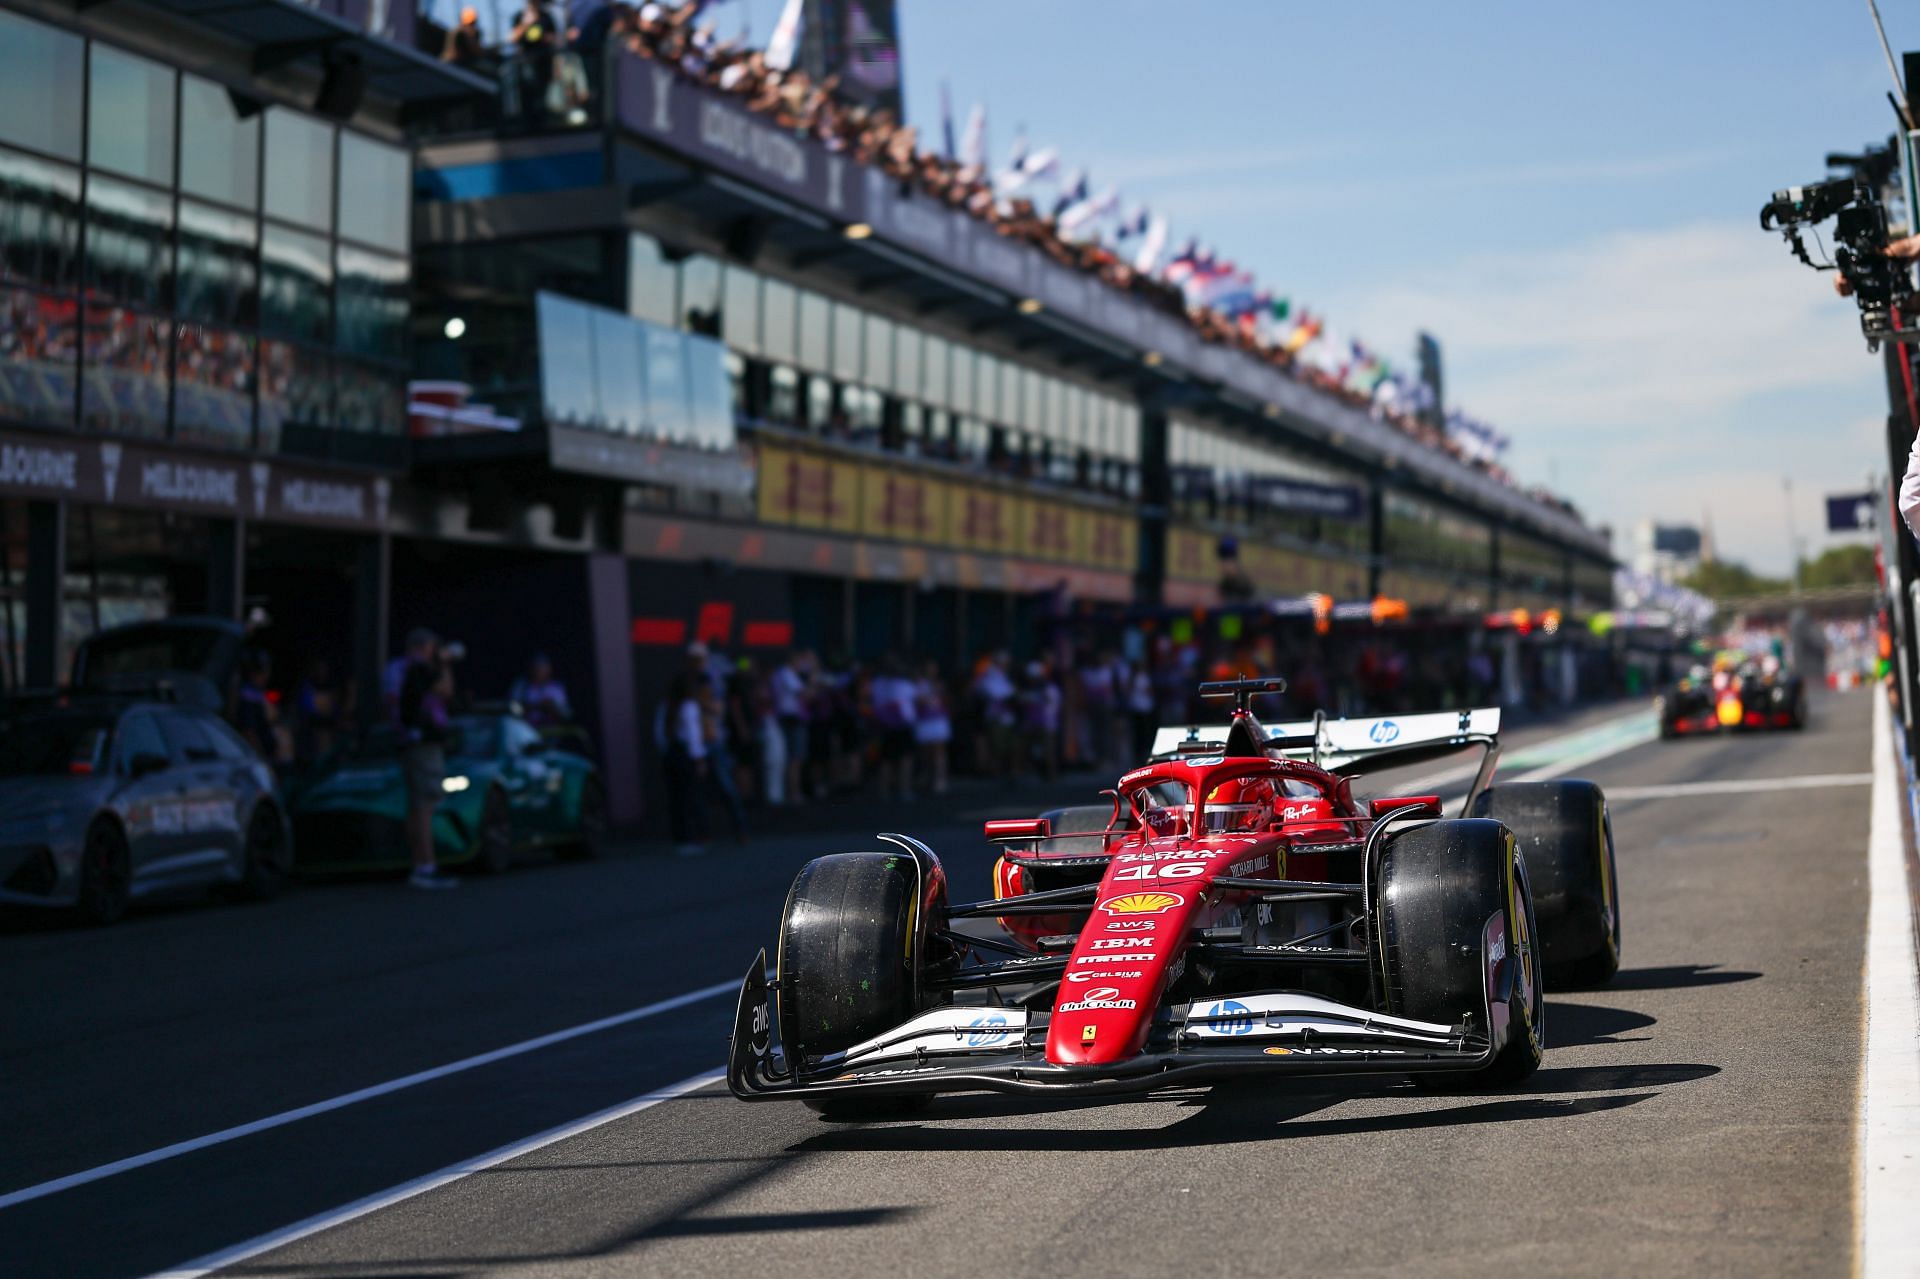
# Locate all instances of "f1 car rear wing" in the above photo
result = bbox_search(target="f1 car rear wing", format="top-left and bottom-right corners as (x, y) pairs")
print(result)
(1151, 707), (1502, 776)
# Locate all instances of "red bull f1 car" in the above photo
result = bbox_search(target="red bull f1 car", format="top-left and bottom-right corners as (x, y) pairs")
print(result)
(1656, 655), (1806, 738)
(728, 678), (1622, 1111)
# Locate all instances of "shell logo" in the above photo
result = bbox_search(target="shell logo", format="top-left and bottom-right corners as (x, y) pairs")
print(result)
(1099, 892), (1183, 916)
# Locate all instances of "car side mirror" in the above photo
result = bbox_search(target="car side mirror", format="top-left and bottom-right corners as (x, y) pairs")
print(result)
(129, 751), (171, 778)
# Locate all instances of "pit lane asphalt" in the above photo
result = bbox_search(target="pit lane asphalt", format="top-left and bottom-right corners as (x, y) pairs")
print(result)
(0, 695), (1870, 1278)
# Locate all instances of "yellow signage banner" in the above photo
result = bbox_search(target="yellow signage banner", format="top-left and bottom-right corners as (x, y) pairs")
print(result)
(758, 442), (1138, 572)
(859, 465), (948, 544)
(1022, 499), (1076, 563)
(758, 445), (856, 532)
(1168, 528), (1215, 583)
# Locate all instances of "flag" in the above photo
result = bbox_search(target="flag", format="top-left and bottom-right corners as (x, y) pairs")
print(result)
(765, 0), (803, 71)
(1282, 312), (1320, 354)
(939, 81), (956, 161)
(998, 143), (1058, 194)
(1059, 185), (1119, 237)
(1051, 168), (1088, 218)
(1271, 297), (1290, 322)
(1161, 236), (1200, 285)
(959, 102), (987, 172)
(1826, 492), (1875, 531)
(1133, 214), (1170, 274)
(1208, 271), (1261, 317)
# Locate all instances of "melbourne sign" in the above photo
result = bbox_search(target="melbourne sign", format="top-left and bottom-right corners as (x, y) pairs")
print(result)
(0, 429), (391, 530)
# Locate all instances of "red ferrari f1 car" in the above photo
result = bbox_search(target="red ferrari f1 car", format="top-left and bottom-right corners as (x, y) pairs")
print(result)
(728, 677), (1621, 1110)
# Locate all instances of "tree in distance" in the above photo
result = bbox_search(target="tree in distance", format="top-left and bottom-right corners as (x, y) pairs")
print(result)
(1679, 546), (1875, 600)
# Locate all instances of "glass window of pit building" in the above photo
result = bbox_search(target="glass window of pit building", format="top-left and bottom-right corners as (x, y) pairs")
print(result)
(0, 9), (414, 459)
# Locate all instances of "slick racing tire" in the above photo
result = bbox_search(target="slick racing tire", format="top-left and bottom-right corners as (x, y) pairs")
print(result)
(1654, 697), (1677, 740)
(1786, 682), (1808, 730)
(1378, 818), (1544, 1090)
(1471, 780), (1620, 988)
(777, 850), (945, 1118)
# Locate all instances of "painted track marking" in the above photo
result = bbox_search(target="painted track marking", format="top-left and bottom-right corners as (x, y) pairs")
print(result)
(1858, 694), (1920, 1276)
(1606, 772), (1871, 801)
(0, 979), (738, 1212)
(146, 1068), (726, 1279)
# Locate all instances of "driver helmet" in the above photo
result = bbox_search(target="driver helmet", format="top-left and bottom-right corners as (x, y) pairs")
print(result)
(1203, 775), (1277, 833)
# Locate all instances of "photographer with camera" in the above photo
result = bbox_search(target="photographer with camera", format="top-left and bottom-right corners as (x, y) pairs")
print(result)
(1834, 234), (1920, 295)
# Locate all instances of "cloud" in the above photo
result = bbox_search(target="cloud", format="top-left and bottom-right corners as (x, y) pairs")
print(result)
(1332, 220), (1889, 570)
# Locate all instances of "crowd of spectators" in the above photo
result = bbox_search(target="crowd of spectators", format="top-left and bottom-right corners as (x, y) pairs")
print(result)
(646, 620), (1551, 857)
(422, 0), (1585, 519)
(545, 0), (1582, 519)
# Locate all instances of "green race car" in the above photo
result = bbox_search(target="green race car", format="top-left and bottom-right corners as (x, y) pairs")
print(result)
(291, 712), (606, 873)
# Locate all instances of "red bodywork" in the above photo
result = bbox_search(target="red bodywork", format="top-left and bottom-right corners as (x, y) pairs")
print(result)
(989, 751), (1435, 1068)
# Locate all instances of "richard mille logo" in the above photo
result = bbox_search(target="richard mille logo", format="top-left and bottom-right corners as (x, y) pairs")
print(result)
(99, 443), (122, 501)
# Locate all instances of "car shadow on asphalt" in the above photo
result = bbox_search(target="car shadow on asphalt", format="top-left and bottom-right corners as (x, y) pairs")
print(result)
(1601, 964), (1762, 990)
(788, 1052), (1722, 1155)
(790, 1086), (1669, 1155)
(1547, 1000), (1657, 1047)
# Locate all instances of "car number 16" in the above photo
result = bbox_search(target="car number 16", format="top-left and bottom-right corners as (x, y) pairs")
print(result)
(1112, 863), (1207, 881)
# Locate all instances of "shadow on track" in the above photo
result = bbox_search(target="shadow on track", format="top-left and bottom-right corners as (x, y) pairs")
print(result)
(1523, 1062), (1719, 1092)
(1548, 1001), (1657, 1047)
(1602, 964), (1761, 991)
(790, 1085), (1670, 1156)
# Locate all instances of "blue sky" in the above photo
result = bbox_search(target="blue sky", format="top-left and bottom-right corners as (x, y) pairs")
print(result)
(723, 0), (1908, 570)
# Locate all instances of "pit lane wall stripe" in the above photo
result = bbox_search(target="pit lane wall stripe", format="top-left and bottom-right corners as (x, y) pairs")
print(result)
(0, 979), (738, 1212)
(145, 1068), (727, 1279)
(1858, 693), (1920, 1276)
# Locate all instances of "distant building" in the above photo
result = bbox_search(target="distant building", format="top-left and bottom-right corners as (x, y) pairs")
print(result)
(1631, 521), (1705, 585)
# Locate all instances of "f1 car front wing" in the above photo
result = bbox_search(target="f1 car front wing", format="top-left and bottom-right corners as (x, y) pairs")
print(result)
(725, 950), (1497, 1102)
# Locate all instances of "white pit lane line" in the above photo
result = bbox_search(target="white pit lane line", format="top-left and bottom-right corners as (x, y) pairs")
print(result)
(147, 1068), (727, 1279)
(0, 979), (738, 1213)
(1859, 694), (1920, 1276)
(1604, 772), (1872, 802)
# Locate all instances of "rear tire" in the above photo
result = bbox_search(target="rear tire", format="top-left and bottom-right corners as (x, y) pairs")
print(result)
(75, 819), (131, 927)
(1377, 818), (1544, 1090)
(1470, 780), (1620, 988)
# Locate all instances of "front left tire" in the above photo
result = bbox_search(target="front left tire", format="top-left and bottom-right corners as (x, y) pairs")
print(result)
(777, 850), (944, 1120)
